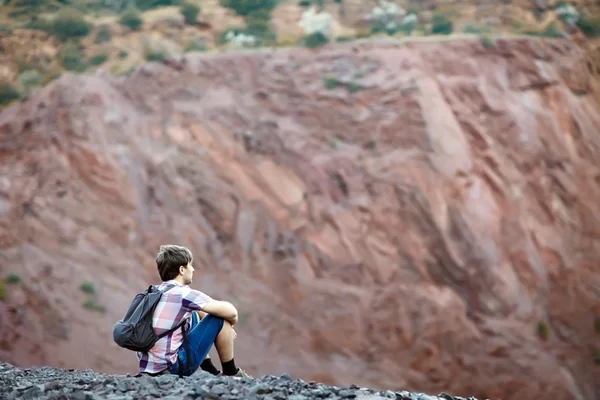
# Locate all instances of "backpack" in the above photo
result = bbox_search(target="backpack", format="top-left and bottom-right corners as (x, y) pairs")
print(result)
(113, 284), (184, 352)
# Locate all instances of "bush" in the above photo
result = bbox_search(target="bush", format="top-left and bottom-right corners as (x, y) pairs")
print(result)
(219, 0), (277, 17)
(145, 49), (167, 61)
(83, 299), (106, 312)
(79, 281), (96, 295)
(537, 320), (549, 341)
(480, 33), (495, 49)
(577, 15), (600, 37)
(298, 0), (310, 6)
(367, 0), (404, 35)
(304, 31), (328, 47)
(94, 25), (112, 43)
(431, 13), (453, 35)
(555, 4), (580, 26)
(399, 13), (417, 35)
(52, 8), (91, 41)
(184, 37), (207, 52)
(101, 0), (132, 12)
(18, 69), (43, 94)
(322, 75), (339, 89)
(222, 30), (257, 48)
(135, 0), (177, 10)
(180, 2), (200, 25)
(542, 22), (564, 38)
(0, 83), (21, 105)
(119, 6), (143, 31)
(5, 273), (21, 284)
(58, 43), (86, 71)
(299, 7), (331, 45)
(245, 10), (276, 42)
(89, 53), (108, 66)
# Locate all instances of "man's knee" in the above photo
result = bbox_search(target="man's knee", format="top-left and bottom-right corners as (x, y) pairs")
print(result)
(201, 313), (227, 333)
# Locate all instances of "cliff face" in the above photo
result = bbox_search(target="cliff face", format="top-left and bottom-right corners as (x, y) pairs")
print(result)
(0, 38), (599, 400)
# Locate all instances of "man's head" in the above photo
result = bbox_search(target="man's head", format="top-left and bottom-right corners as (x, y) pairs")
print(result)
(156, 244), (195, 285)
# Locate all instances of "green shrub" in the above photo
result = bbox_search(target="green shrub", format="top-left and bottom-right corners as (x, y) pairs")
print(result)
(119, 6), (143, 31)
(245, 10), (276, 42)
(184, 37), (207, 52)
(24, 16), (53, 33)
(79, 281), (96, 295)
(0, 279), (5, 301)
(304, 31), (328, 48)
(480, 33), (495, 48)
(17, 69), (42, 94)
(0, 83), (20, 105)
(431, 13), (453, 35)
(94, 25), (112, 43)
(347, 80), (361, 93)
(542, 22), (563, 37)
(298, 0), (310, 6)
(145, 49), (166, 62)
(463, 22), (485, 34)
(323, 75), (339, 89)
(135, 0), (177, 10)
(83, 299), (106, 312)
(577, 15), (600, 38)
(5, 273), (21, 284)
(58, 43), (86, 71)
(52, 8), (91, 41)
(89, 53), (108, 66)
(118, 49), (129, 58)
(180, 2), (200, 25)
(537, 320), (549, 341)
(219, 0), (277, 17)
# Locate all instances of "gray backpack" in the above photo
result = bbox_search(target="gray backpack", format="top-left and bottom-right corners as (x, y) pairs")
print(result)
(113, 284), (184, 352)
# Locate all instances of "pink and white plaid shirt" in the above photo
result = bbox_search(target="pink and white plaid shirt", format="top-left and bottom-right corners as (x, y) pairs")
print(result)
(137, 280), (213, 374)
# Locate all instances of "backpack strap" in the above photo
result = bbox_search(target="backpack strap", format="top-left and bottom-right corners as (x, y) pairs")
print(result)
(182, 322), (193, 375)
(156, 317), (187, 340)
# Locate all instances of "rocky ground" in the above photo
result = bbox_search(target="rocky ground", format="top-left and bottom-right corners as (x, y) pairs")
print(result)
(0, 362), (483, 400)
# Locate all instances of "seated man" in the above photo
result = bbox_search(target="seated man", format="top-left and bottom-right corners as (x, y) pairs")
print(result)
(137, 244), (250, 378)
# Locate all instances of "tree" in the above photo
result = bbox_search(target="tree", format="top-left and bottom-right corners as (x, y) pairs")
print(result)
(219, 0), (277, 17)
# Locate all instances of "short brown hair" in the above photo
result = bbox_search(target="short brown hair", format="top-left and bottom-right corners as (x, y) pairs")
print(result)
(156, 245), (193, 281)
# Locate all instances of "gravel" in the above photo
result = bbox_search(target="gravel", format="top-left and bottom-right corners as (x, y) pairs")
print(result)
(0, 362), (485, 400)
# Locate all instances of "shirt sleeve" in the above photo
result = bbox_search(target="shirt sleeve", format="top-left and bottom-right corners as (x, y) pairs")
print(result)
(181, 287), (213, 311)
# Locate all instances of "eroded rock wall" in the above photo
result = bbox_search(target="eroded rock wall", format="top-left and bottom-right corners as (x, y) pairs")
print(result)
(0, 38), (599, 400)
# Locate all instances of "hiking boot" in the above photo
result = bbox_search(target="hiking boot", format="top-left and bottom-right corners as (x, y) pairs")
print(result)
(234, 368), (252, 378)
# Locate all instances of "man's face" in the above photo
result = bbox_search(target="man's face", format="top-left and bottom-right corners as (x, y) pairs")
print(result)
(181, 261), (195, 285)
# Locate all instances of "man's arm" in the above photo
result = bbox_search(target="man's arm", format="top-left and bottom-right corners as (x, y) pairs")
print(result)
(202, 300), (239, 325)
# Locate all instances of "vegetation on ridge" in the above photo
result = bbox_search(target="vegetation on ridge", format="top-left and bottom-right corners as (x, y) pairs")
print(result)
(0, 0), (599, 107)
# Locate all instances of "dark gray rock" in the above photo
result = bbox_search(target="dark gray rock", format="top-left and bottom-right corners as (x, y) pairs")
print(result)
(0, 362), (487, 400)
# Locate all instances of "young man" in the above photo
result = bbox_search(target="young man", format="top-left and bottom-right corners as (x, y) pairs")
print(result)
(137, 244), (251, 378)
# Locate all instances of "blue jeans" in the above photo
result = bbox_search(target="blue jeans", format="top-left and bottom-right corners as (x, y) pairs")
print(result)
(168, 312), (224, 377)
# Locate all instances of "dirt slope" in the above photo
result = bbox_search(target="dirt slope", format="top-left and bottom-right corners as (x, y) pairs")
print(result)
(0, 37), (599, 400)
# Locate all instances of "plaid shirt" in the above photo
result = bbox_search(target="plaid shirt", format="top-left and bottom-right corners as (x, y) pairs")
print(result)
(137, 280), (213, 373)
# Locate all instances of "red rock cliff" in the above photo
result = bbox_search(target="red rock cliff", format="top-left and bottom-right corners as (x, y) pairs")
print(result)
(0, 37), (599, 400)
